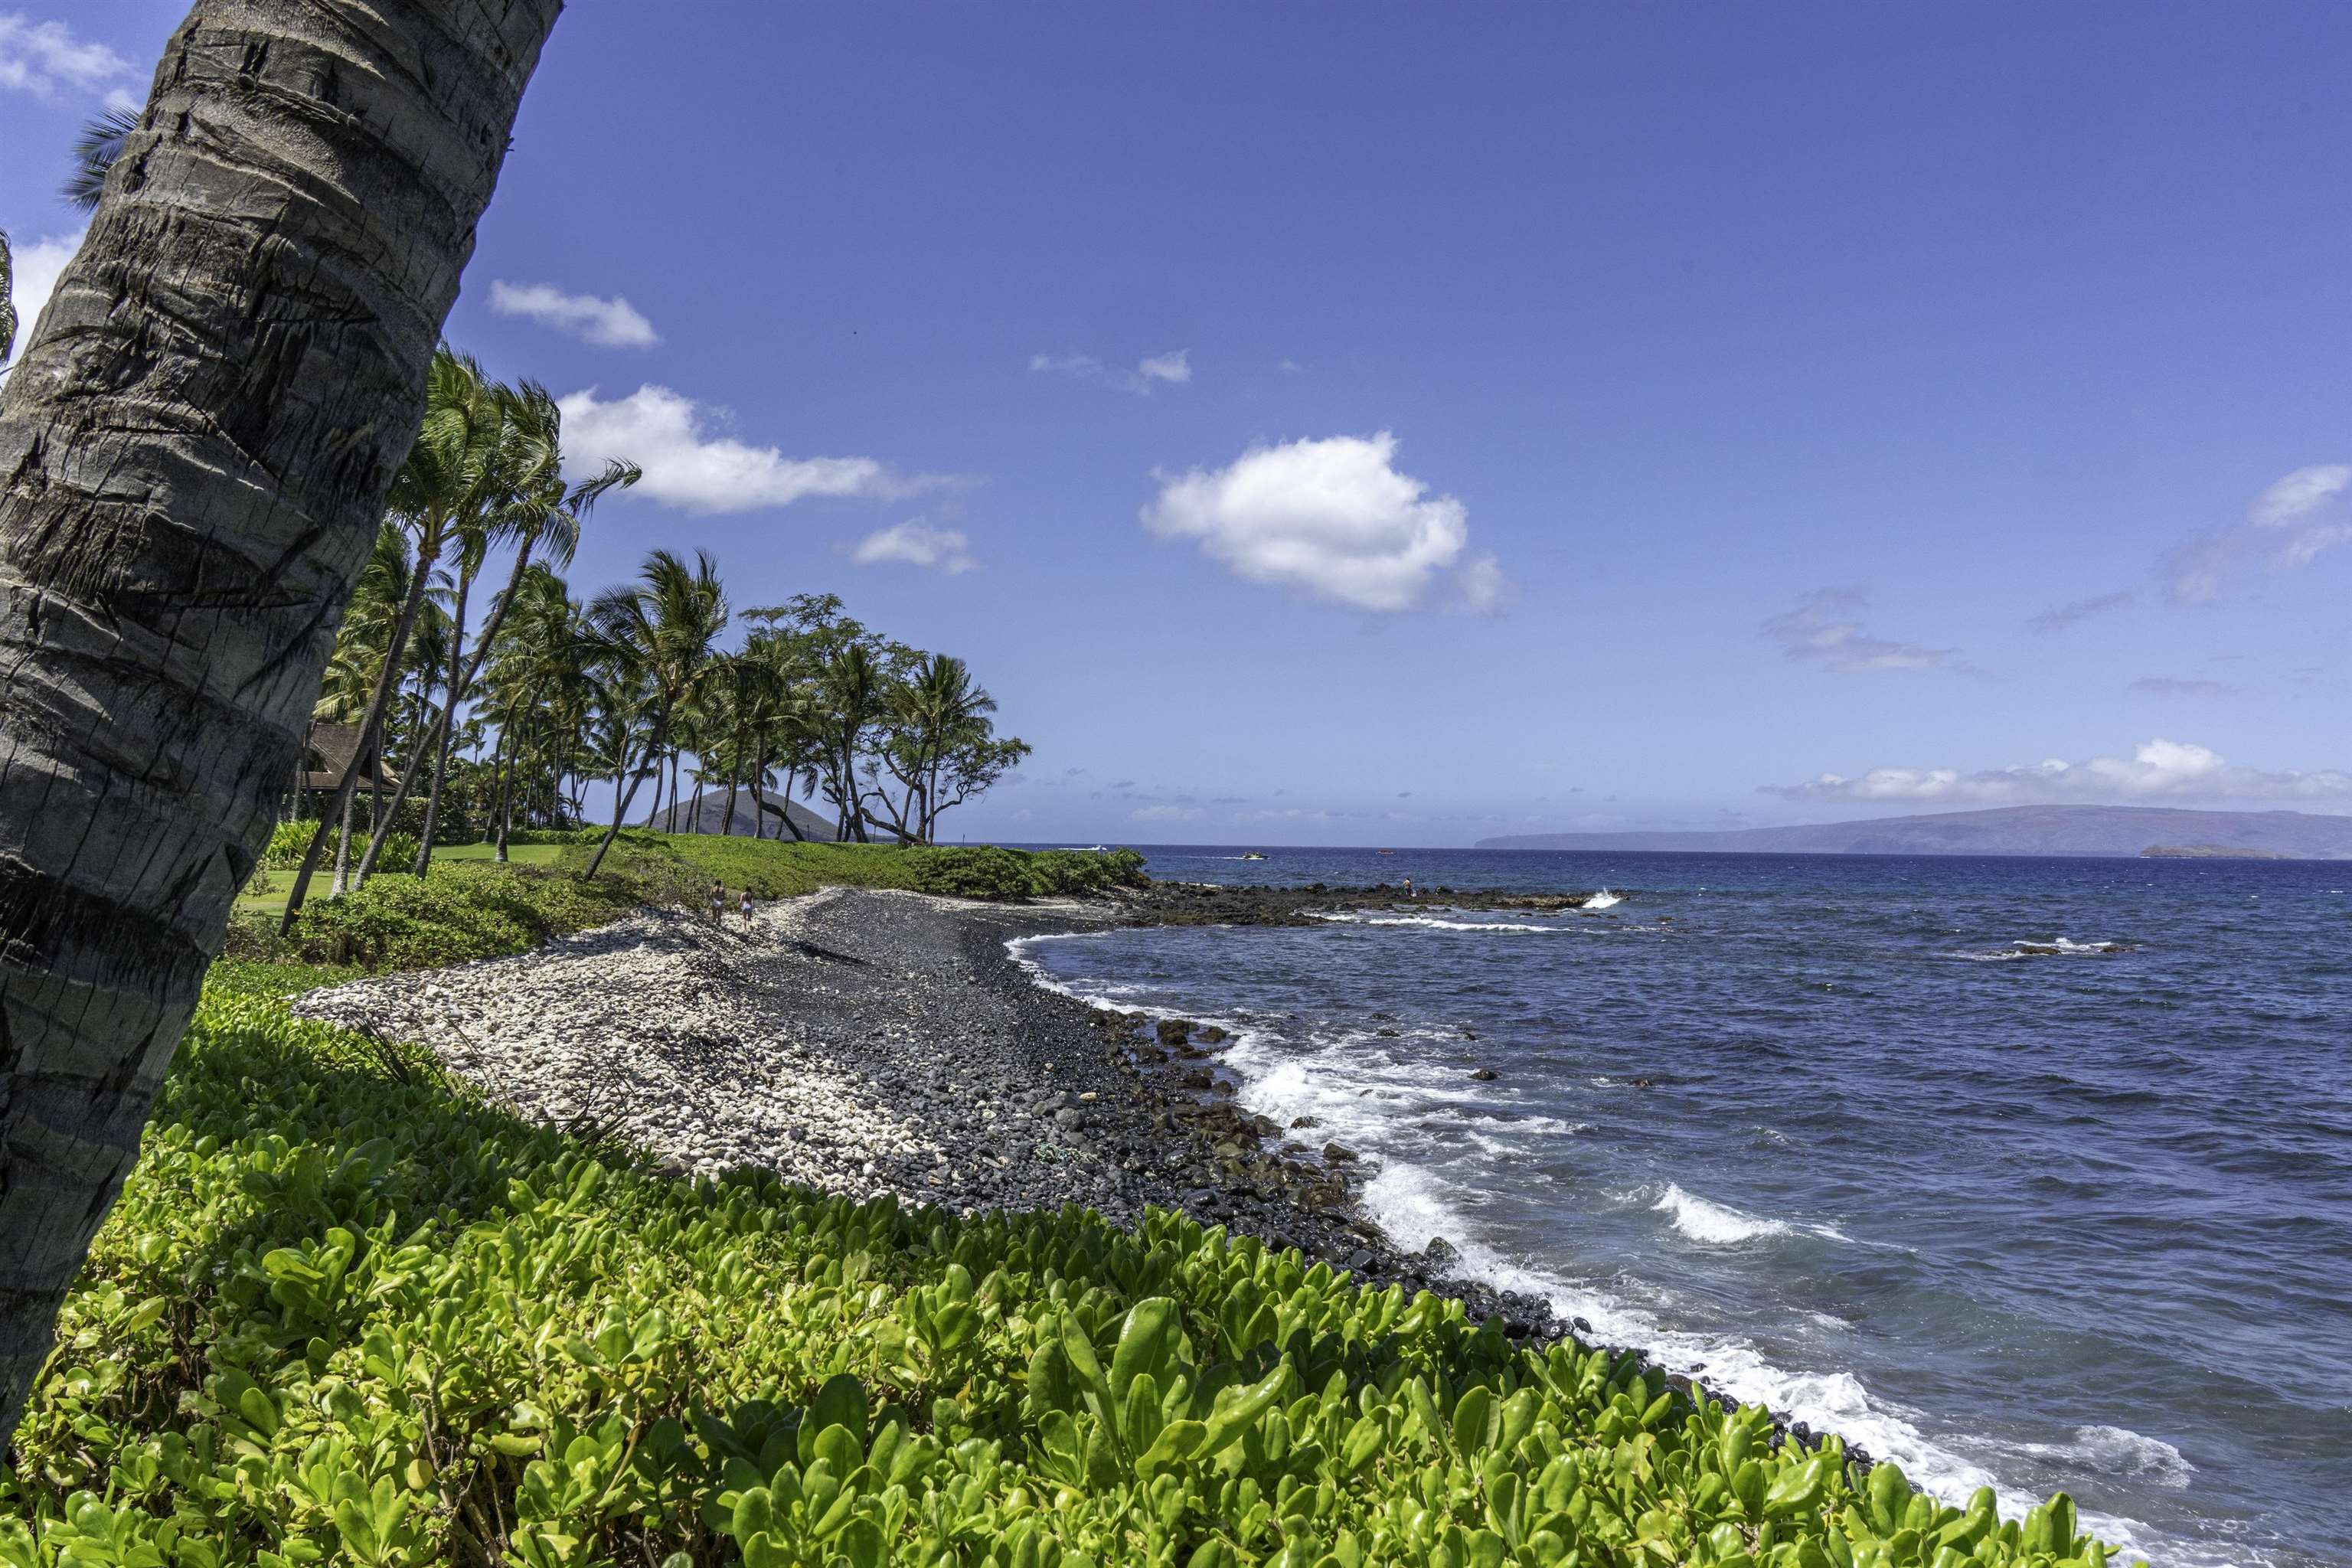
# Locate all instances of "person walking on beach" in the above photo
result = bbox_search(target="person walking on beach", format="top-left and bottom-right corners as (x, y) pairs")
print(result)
(707, 878), (725, 925)
(738, 888), (754, 931)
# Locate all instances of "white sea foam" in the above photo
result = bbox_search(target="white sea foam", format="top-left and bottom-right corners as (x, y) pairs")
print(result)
(1950, 936), (2138, 962)
(1000, 937), (2203, 1568)
(1652, 1183), (1792, 1244)
(2013, 1426), (2195, 1490)
(1583, 889), (1625, 911)
(1311, 913), (1575, 934)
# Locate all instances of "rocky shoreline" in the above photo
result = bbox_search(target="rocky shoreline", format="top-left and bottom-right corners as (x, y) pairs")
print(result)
(292, 882), (1854, 1461)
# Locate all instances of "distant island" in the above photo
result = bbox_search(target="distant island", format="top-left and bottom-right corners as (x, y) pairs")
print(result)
(1477, 804), (2352, 859)
(2141, 844), (2292, 860)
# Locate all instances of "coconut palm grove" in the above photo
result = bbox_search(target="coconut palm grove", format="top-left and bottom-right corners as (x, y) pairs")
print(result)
(273, 341), (1035, 939)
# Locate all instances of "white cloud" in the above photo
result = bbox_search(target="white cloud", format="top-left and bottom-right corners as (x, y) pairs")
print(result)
(2130, 676), (2234, 698)
(1135, 349), (1190, 387)
(1452, 551), (1516, 616)
(2165, 462), (2352, 604)
(556, 385), (957, 514)
(1764, 738), (2352, 805)
(1141, 431), (1506, 613)
(488, 280), (658, 348)
(2, 227), (85, 368)
(847, 520), (978, 574)
(1277, 358), (1305, 374)
(1031, 348), (1194, 395)
(2250, 463), (2350, 525)
(1759, 587), (1960, 672)
(2025, 590), (2135, 635)
(1131, 804), (1204, 823)
(0, 15), (132, 98)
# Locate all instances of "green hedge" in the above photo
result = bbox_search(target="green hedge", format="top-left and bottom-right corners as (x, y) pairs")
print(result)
(903, 845), (1148, 900)
(260, 819), (319, 870)
(0, 981), (2126, 1568)
(271, 861), (638, 969)
(260, 821), (420, 874)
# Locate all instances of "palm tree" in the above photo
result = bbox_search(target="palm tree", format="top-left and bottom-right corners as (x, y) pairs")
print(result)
(401, 383), (636, 874)
(868, 653), (998, 842)
(281, 347), (505, 922)
(479, 565), (590, 858)
(0, 0), (566, 1440)
(582, 550), (730, 876)
(812, 642), (888, 841)
(306, 521), (412, 835)
(2, 227), (15, 368)
(65, 107), (140, 213)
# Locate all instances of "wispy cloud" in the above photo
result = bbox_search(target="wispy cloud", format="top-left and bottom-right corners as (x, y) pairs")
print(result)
(489, 280), (658, 348)
(845, 520), (978, 574)
(1763, 738), (2350, 804)
(1142, 431), (1509, 614)
(1759, 587), (1962, 673)
(1134, 350), (1190, 387)
(0, 15), (132, 99)
(2164, 462), (2352, 605)
(1031, 348), (1194, 396)
(557, 385), (962, 514)
(2026, 590), (2136, 635)
(2130, 676), (2235, 698)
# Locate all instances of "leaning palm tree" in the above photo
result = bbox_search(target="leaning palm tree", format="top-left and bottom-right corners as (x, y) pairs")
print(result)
(0, 0), (567, 1439)
(580, 550), (730, 877)
(394, 381), (636, 876)
(279, 346), (505, 923)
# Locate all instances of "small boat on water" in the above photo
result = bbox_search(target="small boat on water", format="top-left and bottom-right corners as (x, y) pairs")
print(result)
(1377, 848), (1397, 855)
(1240, 851), (1269, 861)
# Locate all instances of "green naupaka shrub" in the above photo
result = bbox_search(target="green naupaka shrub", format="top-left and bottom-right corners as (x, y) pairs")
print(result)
(0, 984), (2131, 1568)
(278, 860), (636, 969)
(903, 844), (1148, 900)
(263, 818), (322, 868)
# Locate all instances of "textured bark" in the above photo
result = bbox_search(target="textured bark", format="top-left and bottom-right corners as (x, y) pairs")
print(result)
(0, 0), (564, 1442)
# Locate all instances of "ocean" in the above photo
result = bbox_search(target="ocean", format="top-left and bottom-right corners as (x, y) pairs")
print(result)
(1008, 846), (2351, 1568)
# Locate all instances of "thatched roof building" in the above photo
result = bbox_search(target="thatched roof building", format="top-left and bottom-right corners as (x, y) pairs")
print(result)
(301, 720), (400, 792)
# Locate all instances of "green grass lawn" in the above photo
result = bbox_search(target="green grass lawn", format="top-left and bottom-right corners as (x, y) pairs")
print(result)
(433, 840), (564, 865)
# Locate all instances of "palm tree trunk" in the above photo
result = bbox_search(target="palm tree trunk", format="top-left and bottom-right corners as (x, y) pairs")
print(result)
(490, 730), (512, 862)
(410, 569), (472, 873)
(586, 723), (665, 879)
(724, 772), (739, 836)
(289, 531), (438, 916)
(0, 0), (564, 1441)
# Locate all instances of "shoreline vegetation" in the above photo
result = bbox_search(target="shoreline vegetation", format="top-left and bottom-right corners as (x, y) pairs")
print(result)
(2, 835), (2135, 1566)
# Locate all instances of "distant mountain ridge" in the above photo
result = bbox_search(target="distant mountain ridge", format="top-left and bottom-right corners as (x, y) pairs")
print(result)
(1475, 805), (2352, 859)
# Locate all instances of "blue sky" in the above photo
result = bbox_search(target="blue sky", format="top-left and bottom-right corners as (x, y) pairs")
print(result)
(8, 2), (2350, 844)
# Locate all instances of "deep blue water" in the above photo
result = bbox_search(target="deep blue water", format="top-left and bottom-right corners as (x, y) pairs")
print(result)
(1011, 846), (2352, 1568)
